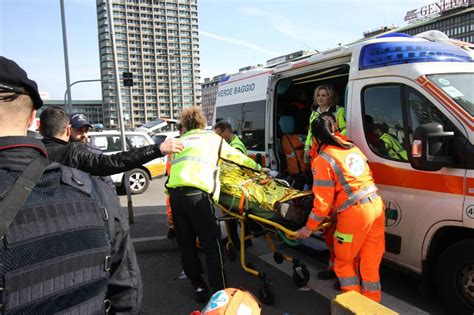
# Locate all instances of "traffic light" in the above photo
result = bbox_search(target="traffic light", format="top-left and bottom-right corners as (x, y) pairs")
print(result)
(123, 72), (133, 87)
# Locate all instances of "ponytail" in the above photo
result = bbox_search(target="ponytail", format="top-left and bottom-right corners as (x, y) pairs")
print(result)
(311, 112), (353, 151)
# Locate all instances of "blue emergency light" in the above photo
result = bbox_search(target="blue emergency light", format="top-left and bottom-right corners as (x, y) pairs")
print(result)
(359, 41), (473, 70)
(219, 75), (231, 83)
(377, 33), (414, 39)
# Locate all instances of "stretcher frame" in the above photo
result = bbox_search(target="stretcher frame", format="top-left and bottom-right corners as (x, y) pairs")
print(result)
(216, 180), (330, 305)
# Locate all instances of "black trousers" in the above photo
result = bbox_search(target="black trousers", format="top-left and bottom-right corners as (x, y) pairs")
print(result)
(169, 187), (227, 292)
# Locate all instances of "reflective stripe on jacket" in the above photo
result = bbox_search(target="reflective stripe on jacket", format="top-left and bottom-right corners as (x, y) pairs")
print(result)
(306, 142), (378, 230)
(304, 106), (346, 152)
(379, 133), (408, 161)
(229, 135), (247, 154)
(167, 129), (260, 202)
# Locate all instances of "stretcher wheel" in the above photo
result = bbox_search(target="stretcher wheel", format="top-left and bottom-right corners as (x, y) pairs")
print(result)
(273, 251), (284, 264)
(226, 242), (236, 261)
(258, 282), (274, 305)
(292, 263), (310, 287)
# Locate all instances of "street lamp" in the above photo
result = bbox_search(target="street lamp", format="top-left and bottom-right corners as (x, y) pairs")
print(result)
(63, 79), (102, 112)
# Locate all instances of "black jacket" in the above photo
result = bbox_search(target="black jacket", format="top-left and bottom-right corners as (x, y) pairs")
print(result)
(0, 136), (142, 314)
(42, 137), (165, 176)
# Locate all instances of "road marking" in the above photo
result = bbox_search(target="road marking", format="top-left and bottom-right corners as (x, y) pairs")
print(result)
(254, 247), (429, 314)
(132, 236), (168, 243)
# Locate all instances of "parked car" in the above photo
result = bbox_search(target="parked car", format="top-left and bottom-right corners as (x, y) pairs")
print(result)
(151, 130), (180, 144)
(88, 130), (167, 194)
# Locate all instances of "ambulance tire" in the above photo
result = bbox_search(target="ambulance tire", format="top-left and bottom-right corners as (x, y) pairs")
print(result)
(436, 239), (474, 314)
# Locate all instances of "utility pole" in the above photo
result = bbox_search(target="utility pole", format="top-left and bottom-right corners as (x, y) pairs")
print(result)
(60, 0), (72, 113)
(106, 0), (134, 223)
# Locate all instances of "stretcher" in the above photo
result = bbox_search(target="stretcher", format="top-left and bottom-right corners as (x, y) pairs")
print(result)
(215, 162), (330, 305)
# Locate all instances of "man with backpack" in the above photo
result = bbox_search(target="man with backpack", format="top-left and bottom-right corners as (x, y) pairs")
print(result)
(0, 56), (142, 314)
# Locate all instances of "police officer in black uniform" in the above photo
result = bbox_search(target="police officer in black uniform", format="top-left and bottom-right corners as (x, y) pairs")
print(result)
(0, 56), (142, 314)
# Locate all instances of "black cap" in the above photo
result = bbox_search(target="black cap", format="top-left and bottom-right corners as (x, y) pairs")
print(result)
(0, 56), (43, 109)
(70, 113), (92, 129)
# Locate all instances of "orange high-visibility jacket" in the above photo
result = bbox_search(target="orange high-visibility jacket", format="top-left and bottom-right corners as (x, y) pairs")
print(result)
(306, 143), (378, 230)
(309, 132), (350, 163)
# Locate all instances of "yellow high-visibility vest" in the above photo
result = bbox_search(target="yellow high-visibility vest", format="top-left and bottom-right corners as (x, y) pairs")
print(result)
(167, 129), (260, 202)
(229, 135), (247, 154)
(305, 106), (346, 153)
(380, 133), (408, 161)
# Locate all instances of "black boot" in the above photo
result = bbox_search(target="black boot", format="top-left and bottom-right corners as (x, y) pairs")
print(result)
(194, 285), (209, 303)
(167, 227), (175, 239)
(317, 269), (337, 280)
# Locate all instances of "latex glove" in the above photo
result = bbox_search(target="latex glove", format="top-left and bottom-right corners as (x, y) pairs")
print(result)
(269, 170), (279, 178)
(261, 167), (272, 174)
(159, 138), (184, 154)
(295, 226), (313, 239)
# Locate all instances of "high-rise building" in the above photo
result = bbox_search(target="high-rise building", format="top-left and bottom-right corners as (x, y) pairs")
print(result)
(96, 0), (201, 129)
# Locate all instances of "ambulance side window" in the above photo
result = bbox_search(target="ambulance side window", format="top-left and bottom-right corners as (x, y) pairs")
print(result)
(215, 100), (266, 151)
(405, 87), (453, 145)
(405, 87), (465, 169)
(363, 84), (465, 167)
(362, 85), (408, 162)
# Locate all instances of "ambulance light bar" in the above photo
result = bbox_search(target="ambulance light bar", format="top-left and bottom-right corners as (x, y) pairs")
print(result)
(359, 41), (473, 70)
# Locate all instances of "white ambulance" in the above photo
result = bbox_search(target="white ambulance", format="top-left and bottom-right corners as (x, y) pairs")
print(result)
(215, 32), (473, 313)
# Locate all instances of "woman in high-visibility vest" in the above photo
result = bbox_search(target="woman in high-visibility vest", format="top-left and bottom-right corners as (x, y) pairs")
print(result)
(296, 112), (385, 302)
(304, 85), (346, 163)
(167, 107), (261, 303)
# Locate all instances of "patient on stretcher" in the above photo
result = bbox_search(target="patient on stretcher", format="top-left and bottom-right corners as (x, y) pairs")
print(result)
(218, 160), (313, 229)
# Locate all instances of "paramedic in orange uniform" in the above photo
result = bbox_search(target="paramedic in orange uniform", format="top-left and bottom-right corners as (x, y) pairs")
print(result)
(308, 114), (342, 280)
(296, 112), (385, 302)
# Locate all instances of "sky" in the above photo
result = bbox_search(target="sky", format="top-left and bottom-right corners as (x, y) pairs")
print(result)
(1, 0), (429, 100)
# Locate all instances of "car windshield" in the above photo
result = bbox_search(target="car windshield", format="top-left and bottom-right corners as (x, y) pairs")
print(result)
(140, 118), (166, 129)
(427, 73), (474, 117)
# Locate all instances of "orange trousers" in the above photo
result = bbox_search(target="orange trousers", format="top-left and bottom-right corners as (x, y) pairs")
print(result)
(166, 196), (174, 228)
(323, 224), (336, 270)
(333, 196), (385, 302)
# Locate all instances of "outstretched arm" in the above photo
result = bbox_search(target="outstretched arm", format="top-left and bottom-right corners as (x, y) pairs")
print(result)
(71, 138), (184, 176)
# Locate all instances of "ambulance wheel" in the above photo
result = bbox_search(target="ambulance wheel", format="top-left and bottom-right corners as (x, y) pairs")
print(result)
(226, 243), (236, 261)
(273, 251), (284, 264)
(436, 239), (474, 314)
(292, 263), (310, 287)
(258, 282), (274, 305)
